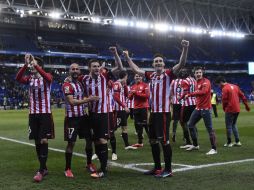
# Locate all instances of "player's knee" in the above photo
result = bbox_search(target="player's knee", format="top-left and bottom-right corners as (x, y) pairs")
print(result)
(149, 139), (159, 144)
(40, 138), (48, 144)
(121, 126), (128, 133)
(96, 138), (107, 144)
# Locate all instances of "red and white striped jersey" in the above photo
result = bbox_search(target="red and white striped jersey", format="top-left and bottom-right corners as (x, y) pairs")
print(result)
(62, 81), (85, 117)
(79, 72), (109, 113)
(170, 79), (183, 105)
(126, 86), (134, 109)
(181, 77), (197, 106)
(145, 69), (175, 113)
(107, 87), (115, 113)
(16, 65), (52, 114)
(113, 81), (128, 111)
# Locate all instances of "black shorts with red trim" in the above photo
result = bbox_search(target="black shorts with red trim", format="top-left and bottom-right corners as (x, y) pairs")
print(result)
(29, 113), (55, 140)
(172, 104), (182, 121)
(64, 115), (91, 142)
(90, 112), (109, 139)
(148, 112), (171, 143)
(181, 105), (196, 123)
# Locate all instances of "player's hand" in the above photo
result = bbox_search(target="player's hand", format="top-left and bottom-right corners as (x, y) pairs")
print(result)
(88, 95), (100, 102)
(109, 46), (117, 54)
(123, 50), (129, 58)
(30, 55), (38, 66)
(25, 54), (31, 65)
(244, 103), (250, 112)
(64, 76), (72, 82)
(181, 40), (189, 47)
(124, 107), (130, 113)
(184, 94), (189, 99)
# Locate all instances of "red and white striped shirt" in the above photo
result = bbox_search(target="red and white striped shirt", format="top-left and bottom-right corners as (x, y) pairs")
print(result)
(16, 65), (52, 114)
(126, 86), (134, 109)
(62, 81), (85, 117)
(181, 77), (197, 106)
(170, 79), (183, 105)
(107, 87), (115, 113)
(80, 72), (109, 113)
(145, 69), (175, 113)
(113, 81), (128, 111)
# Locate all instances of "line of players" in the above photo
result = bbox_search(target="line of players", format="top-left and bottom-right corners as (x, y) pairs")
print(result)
(16, 39), (250, 182)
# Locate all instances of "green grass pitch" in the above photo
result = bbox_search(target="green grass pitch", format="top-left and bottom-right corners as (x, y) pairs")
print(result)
(0, 105), (254, 190)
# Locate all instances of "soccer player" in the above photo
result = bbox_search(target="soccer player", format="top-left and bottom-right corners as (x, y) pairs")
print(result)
(62, 63), (99, 178)
(215, 76), (250, 147)
(178, 68), (196, 149)
(128, 73), (150, 147)
(80, 59), (115, 178)
(16, 54), (54, 182)
(182, 67), (217, 155)
(211, 89), (219, 118)
(170, 76), (183, 142)
(126, 85), (135, 120)
(113, 70), (137, 150)
(123, 39), (189, 178)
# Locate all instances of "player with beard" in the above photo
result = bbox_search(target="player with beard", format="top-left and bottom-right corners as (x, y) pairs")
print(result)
(63, 63), (99, 178)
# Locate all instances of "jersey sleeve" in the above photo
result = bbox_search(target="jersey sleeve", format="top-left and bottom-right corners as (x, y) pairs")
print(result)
(62, 82), (74, 96)
(145, 71), (153, 80)
(113, 82), (126, 108)
(16, 65), (30, 84)
(166, 69), (176, 79)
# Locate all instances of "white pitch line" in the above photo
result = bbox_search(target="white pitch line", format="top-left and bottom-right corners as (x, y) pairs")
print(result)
(128, 163), (194, 168)
(1, 136), (254, 174)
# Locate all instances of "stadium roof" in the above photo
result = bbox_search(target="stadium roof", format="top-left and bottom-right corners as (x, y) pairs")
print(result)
(0, 0), (253, 34)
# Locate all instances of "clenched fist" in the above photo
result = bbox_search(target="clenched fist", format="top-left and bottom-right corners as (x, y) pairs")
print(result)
(181, 40), (189, 47)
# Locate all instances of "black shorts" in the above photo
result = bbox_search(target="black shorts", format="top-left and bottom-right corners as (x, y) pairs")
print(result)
(133, 108), (148, 127)
(116, 110), (127, 127)
(127, 108), (134, 120)
(172, 104), (182, 121)
(29, 113), (55, 140)
(90, 113), (109, 139)
(64, 115), (91, 142)
(149, 112), (171, 143)
(181, 105), (196, 123)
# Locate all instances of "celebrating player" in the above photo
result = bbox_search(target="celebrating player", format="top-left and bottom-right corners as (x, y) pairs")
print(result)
(123, 39), (189, 178)
(62, 63), (99, 178)
(16, 54), (54, 182)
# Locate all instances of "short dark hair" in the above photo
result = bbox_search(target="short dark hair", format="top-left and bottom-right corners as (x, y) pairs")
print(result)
(153, 53), (165, 60)
(118, 70), (128, 79)
(34, 57), (44, 68)
(193, 66), (204, 72)
(215, 76), (226, 84)
(88, 59), (100, 68)
(178, 68), (190, 79)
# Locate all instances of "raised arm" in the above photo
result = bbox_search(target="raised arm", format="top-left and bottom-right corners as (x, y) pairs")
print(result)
(30, 56), (53, 83)
(16, 54), (31, 84)
(123, 50), (145, 76)
(109, 46), (125, 72)
(172, 40), (189, 75)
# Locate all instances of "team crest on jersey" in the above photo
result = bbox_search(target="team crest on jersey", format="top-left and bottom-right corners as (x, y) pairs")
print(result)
(64, 86), (70, 93)
(114, 85), (119, 91)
